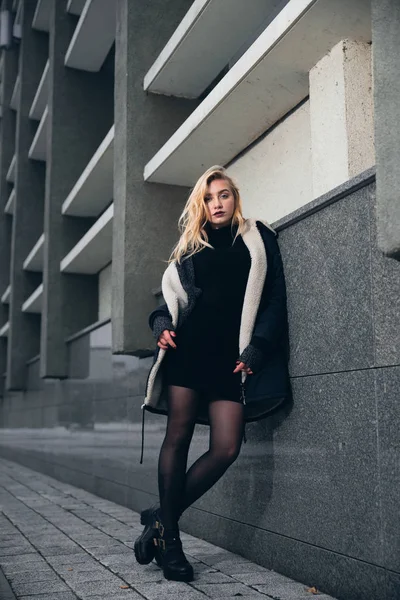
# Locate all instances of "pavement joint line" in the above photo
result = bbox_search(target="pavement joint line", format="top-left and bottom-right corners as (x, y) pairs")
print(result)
(0, 466), (216, 599)
(0, 564), (18, 600)
(0, 458), (336, 600)
(0, 476), (151, 600)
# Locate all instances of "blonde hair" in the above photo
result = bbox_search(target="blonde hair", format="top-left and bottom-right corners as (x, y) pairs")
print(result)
(168, 165), (245, 264)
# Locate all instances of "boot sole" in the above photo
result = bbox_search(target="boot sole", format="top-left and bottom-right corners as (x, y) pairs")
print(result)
(163, 566), (194, 582)
(134, 509), (157, 565)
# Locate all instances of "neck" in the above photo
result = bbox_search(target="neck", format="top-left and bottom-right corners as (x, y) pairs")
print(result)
(208, 220), (233, 230)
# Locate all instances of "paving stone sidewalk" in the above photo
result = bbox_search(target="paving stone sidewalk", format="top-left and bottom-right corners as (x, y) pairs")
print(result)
(0, 458), (337, 600)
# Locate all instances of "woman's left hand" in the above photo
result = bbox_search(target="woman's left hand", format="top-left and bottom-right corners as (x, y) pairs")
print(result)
(233, 361), (253, 375)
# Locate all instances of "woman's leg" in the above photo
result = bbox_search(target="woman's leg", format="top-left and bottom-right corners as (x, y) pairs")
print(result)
(158, 385), (200, 531)
(178, 399), (244, 516)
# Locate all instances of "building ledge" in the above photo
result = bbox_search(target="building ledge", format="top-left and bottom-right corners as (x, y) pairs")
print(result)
(6, 155), (16, 183)
(65, 317), (111, 343)
(29, 107), (48, 162)
(23, 234), (44, 272)
(60, 203), (113, 274)
(144, 0), (282, 99)
(62, 126), (114, 217)
(32, 0), (51, 32)
(26, 354), (40, 366)
(67, 0), (86, 16)
(0, 322), (10, 337)
(144, 0), (371, 186)
(29, 60), (49, 121)
(10, 75), (20, 111)
(5, 189), (15, 215)
(1, 286), (11, 305)
(22, 284), (43, 314)
(64, 0), (117, 72)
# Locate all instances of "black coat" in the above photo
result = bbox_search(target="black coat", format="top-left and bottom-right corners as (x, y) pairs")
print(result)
(144, 218), (291, 425)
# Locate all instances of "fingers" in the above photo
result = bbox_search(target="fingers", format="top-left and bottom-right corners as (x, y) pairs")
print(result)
(233, 361), (253, 375)
(158, 329), (177, 350)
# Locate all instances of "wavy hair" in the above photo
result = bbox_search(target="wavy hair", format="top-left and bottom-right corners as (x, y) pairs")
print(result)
(168, 165), (245, 264)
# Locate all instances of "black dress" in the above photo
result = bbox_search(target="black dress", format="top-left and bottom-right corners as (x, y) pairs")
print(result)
(164, 221), (251, 402)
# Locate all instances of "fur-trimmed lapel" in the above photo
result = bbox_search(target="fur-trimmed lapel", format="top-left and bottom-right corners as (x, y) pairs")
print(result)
(239, 218), (268, 354)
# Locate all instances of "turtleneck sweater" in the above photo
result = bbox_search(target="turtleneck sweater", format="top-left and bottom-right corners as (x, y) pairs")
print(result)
(163, 219), (253, 402)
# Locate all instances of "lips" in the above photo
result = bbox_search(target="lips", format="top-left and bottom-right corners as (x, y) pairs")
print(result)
(214, 212), (225, 217)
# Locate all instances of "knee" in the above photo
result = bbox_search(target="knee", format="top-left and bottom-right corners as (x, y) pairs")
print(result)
(214, 443), (241, 465)
(163, 429), (192, 452)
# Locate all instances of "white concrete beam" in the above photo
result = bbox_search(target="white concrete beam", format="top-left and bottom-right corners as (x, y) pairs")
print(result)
(144, 0), (371, 186)
(6, 155), (16, 183)
(10, 75), (20, 111)
(62, 126), (114, 217)
(29, 60), (49, 121)
(28, 106), (48, 162)
(22, 284), (43, 314)
(32, 0), (52, 32)
(144, 0), (285, 99)
(1, 286), (11, 305)
(64, 0), (117, 72)
(67, 0), (87, 15)
(4, 189), (15, 215)
(0, 322), (9, 337)
(23, 234), (45, 272)
(60, 204), (113, 274)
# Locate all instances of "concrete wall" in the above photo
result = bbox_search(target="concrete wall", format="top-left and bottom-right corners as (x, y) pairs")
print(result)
(98, 263), (111, 321)
(1, 171), (399, 600)
(228, 100), (312, 223)
(371, 0), (400, 259)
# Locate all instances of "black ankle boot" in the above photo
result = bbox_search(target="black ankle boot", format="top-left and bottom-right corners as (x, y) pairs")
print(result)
(134, 504), (162, 565)
(154, 526), (194, 582)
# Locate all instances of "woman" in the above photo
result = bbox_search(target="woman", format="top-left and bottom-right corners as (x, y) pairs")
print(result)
(134, 166), (291, 582)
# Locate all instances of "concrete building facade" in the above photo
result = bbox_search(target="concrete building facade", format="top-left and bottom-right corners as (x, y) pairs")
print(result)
(0, 1), (399, 599)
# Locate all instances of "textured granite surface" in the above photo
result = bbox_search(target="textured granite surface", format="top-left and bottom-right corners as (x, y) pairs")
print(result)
(0, 458), (337, 600)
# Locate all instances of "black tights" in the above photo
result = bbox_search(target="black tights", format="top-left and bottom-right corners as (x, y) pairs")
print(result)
(157, 385), (244, 531)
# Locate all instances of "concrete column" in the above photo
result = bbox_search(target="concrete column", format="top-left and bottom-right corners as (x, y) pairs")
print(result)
(310, 39), (375, 199)
(0, 0), (18, 393)
(40, 0), (114, 378)
(6, 0), (48, 390)
(372, 0), (400, 260)
(112, 0), (196, 357)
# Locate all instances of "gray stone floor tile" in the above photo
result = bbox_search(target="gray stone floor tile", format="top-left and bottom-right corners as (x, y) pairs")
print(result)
(3, 567), (54, 578)
(116, 569), (165, 584)
(133, 582), (206, 600)
(21, 595), (79, 600)
(191, 570), (233, 584)
(61, 570), (113, 584)
(66, 578), (132, 597)
(192, 581), (262, 597)
(253, 581), (326, 598)
(0, 545), (36, 556)
(80, 594), (142, 600)
(5, 571), (62, 586)
(0, 554), (47, 567)
(231, 570), (296, 585)
(10, 579), (70, 596)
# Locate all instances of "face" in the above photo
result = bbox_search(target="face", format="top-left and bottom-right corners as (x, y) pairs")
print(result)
(204, 179), (235, 229)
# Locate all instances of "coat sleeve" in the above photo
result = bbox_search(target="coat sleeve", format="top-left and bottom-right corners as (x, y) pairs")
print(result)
(148, 303), (175, 341)
(239, 222), (288, 372)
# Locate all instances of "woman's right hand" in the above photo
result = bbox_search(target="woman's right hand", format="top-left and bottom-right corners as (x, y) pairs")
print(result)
(157, 329), (177, 350)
